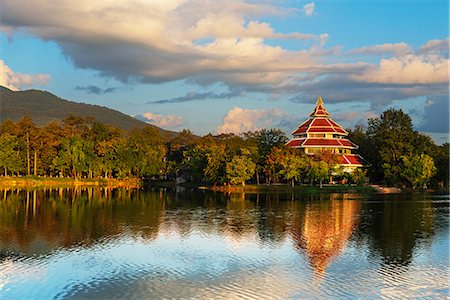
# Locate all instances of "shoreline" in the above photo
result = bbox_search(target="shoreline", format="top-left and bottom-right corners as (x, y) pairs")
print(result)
(1, 177), (447, 194)
(0, 176), (143, 188)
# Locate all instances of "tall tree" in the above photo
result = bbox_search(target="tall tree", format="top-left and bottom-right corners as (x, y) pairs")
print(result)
(367, 109), (415, 184)
(226, 149), (256, 186)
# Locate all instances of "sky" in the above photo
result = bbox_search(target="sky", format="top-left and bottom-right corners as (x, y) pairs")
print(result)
(0, 0), (448, 144)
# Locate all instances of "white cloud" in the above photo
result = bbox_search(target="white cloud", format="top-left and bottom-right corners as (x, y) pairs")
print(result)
(0, 60), (50, 91)
(137, 112), (184, 129)
(418, 38), (450, 54)
(350, 42), (411, 56)
(353, 54), (449, 85)
(0, 0), (324, 87)
(0, 1), (448, 106)
(216, 107), (286, 134)
(303, 2), (315, 17)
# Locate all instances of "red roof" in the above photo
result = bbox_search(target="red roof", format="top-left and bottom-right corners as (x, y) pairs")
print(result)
(328, 119), (340, 127)
(303, 139), (341, 146)
(311, 118), (330, 127)
(292, 99), (348, 135)
(292, 119), (312, 134)
(339, 139), (357, 148)
(334, 128), (347, 134)
(308, 127), (333, 133)
(340, 155), (363, 165)
(309, 97), (331, 117)
(287, 97), (362, 165)
(285, 139), (304, 147)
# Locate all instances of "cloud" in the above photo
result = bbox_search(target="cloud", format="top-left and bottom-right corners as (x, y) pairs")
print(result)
(352, 54), (449, 85)
(75, 85), (118, 94)
(418, 95), (450, 133)
(418, 38), (450, 55)
(350, 43), (411, 56)
(149, 89), (244, 104)
(135, 112), (184, 129)
(216, 107), (286, 134)
(0, 0), (323, 87)
(0, 60), (50, 91)
(303, 2), (315, 17)
(0, 1), (448, 108)
(334, 111), (378, 126)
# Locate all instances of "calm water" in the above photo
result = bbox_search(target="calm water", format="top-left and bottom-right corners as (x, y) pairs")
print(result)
(0, 188), (448, 299)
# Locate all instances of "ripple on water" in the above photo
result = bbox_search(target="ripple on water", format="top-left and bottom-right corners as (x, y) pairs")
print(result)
(1, 190), (449, 299)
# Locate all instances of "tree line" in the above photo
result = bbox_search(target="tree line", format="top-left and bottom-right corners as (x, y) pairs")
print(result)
(0, 109), (448, 189)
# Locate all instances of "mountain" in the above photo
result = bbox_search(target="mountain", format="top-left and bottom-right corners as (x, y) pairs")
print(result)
(0, 86), (176, 137)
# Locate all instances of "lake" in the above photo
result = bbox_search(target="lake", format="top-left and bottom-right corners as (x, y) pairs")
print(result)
(1, 188), (448, 299)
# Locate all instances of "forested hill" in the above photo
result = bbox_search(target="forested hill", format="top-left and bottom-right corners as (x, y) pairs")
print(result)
(0, 86), (175, 135)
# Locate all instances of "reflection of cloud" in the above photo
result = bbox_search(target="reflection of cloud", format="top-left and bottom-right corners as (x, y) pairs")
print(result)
(0, 60), (50, 91)
(216, 107), (286, 134)
(135, 112), (184, 129)
(0, 259), (46, 292)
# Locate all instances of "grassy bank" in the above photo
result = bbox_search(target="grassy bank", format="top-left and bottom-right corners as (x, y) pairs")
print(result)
(0, 176), (143, 188)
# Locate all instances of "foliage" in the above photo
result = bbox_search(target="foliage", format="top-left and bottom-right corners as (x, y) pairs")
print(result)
(400, 154), (436, 189)
(0, 107), (446, 189)
(226, 149), (256, 186)
(362, 108), (446, 187)
(268, 147), (309, 187)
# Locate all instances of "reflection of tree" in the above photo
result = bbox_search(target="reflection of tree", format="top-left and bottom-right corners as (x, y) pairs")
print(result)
(254, 193), (291, 245)
(0, 188), (164, 255)
(356, 194), (435, 267)
(291, 195), (361, 275)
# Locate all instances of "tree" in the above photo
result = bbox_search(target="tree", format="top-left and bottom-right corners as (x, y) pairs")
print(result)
(307, 160), (330, 188)
(273, 148), (309, 187)
(367, 109), (416, 184)
(0, 133), (21, 176)
(204, 145), (227, 185)
(244, 129), (288, 185)
(401, 154), (436, 189)
(226, 149), (256, 186)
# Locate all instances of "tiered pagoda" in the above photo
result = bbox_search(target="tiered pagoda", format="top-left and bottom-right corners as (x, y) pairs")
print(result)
(286, 97), (363, 172)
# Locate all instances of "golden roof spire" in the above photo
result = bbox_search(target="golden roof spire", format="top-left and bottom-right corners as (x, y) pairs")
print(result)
(309, 96), (330, 117)
(316, 96), (323, 106)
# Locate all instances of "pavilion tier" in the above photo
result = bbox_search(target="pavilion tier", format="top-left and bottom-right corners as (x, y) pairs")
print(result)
(286, 97), (363, 170)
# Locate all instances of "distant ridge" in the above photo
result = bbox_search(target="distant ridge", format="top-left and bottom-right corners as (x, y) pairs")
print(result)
(0, 86), (176, 137)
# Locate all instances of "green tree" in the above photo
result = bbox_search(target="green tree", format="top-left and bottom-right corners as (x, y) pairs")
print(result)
(307, 160), (330, 188)
(204, 145), (227, 185)
(367, 109), (416, 184)
(226, 149), (256, 186)
(401, 154), (436, 189)
(0, 133), (21, 176)
(274, 148), (309, 187)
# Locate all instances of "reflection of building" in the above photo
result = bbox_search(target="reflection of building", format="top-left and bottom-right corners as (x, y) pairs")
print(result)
(292, 197), (360, 275)
(286, 97), (363, 172)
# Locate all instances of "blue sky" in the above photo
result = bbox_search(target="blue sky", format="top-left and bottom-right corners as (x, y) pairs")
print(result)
(0, 0), (448, 143)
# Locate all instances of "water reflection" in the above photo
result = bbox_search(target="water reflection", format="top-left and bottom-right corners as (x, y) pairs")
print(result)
(0, 188), (448, 299)
(291, 196), (361, 275)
